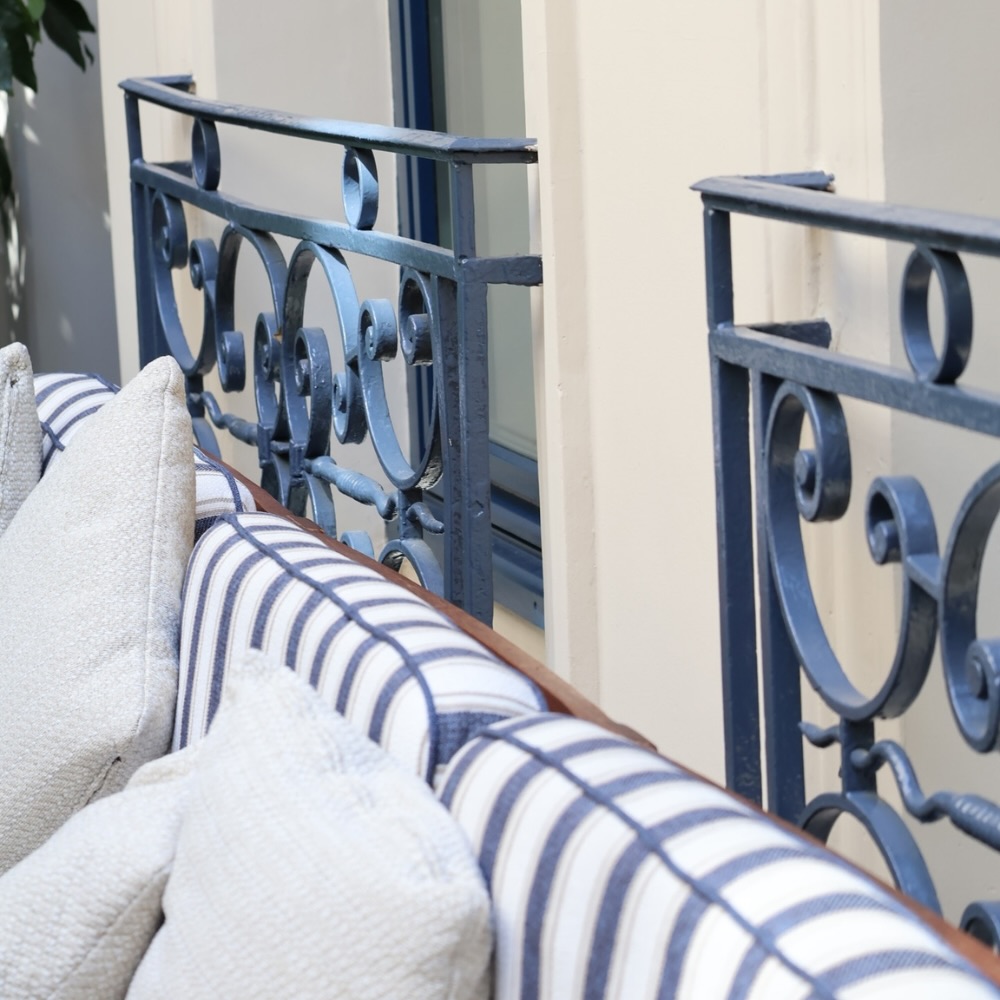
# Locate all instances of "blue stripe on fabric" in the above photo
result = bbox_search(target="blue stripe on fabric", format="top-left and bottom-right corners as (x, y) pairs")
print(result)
(308, 616), (351, 687)
(206, 549), (269, 728)
(728, 893), (885, 1000)
(436, 714), (552, 809)
(177, 529), (245, 747)
(39, 419), (64, 451)
(821, 949), (965, 990)
(480, 757), (549, 887)
(193, 447), (245, 512)
(34, 372), (104, 403)
(286, 590), (326, 669)
(658, 892), (712, 1000)
(658, 846), (831, 1000)
(521, 795), (597, 1000)
(224, 514), (548, 784)
(477, 736), (628, 888)
(335, 635), (380, 714)
(593, 769), (685, 799)
(40, 404), (105, 471)
(488, 727), (847, 1000)
(42, 385), (112, 423)
(583, 806), (743, 1000)
(433, 711), (506, 766)
(249, 573), (295, 649)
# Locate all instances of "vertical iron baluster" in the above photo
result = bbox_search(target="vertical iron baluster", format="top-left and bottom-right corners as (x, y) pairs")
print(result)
(440, 160), (493, 623)
(125, 92), (161, 367)
(705, 207), (762, 804)
(754, 370), (805, 821)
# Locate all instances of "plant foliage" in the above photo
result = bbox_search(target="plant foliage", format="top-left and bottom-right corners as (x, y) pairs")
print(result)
(0, 0), (94, 223)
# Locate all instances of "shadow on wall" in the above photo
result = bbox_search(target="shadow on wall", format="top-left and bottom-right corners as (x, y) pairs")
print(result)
(0, 0), (118, 381)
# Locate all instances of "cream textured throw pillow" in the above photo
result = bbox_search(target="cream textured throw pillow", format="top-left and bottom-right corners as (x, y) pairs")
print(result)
(0, 748), (199, 1000)
(0, 342), (41, 534)
(0, 356), (195, 872)
(128, 654), (493, 1000)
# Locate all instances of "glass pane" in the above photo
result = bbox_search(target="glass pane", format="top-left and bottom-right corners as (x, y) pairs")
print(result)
(433, 0), (537, 460)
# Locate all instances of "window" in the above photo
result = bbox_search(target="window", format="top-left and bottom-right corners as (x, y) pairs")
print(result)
(389, 0), (542, 626)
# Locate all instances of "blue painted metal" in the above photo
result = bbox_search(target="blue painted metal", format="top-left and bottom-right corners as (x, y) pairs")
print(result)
(122, 75), (541, 624)
(698, 171), (1000, 917)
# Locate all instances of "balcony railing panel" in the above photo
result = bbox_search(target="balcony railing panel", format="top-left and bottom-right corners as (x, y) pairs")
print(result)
(698, 172), (1000, 942)
(122, 76), (541, 625)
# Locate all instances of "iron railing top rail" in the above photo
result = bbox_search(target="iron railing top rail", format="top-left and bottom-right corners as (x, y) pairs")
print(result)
(694, 173), (1000, 257)
(121, 75), (538, 164)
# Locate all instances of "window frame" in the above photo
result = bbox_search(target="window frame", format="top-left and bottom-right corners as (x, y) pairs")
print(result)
(387, 0), (543, 627)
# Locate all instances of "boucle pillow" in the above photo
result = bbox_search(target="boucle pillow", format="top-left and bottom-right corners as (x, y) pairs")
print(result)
(33, 372), (256, 538)
(0, 356), (195, 872)
(127, 653), (492, 1000)
(0, 342), (41, 534)
(0, 747), (199, 1000)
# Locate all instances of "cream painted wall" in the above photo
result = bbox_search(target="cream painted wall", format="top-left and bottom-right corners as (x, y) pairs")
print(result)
(97, 0), (412, 545)
(521, 0), (893, 784)
(880, 0), (1000, 923)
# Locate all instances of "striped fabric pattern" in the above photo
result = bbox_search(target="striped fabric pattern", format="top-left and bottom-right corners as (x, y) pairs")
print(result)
(175, 511), (547, 783)
(191, 447), (254, 540)
(34, 372), (118, 473)
(439, 714), (999, 1000)
(34, 372), (254, 537)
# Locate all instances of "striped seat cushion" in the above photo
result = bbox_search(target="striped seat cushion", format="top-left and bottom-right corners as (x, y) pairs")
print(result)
(176, 511), (547, 782)
(34, 372), (254, 538)
(34, 371), (117, 474)
(439, 714), (998, 1000)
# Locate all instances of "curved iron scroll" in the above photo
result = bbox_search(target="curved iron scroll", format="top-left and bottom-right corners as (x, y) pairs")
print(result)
(123, 75), (542, 624)
(700, 171), (1000, 928)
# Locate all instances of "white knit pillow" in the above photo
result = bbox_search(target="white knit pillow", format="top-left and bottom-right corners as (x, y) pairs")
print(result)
(0, 356), (195, 872)
(0, 342), (40, 534)
(127, 653), (492, 1000)
(0, 748), (199, 1000)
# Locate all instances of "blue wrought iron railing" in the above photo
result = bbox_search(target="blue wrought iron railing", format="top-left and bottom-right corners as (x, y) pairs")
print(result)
(698, 171), (1000, 942)
(122, 75), (541, 625)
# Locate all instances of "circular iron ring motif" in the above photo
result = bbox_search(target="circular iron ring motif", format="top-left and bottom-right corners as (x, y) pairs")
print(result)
(356, 268), (443, 492)
(342, 147), (378, 231)
(191, 118), (221, 192)
(284, 241), (366, 452)
(766, 381), (939, 720)
(801, 792), (940, 912)
(215, 225), (289, 397)
(939, 461), (1000, 752)
(379, 538), (444, 595)
(150, 192), (205, 376)
(900, 245), (972, 385)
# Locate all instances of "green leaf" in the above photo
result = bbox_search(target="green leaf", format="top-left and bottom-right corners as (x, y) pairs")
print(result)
(7, 27), (34, 90)
(0, 137), (12, 239)
(46, 0), (92, 33)
(0, 33), (13, 93)
(25, 0), (45, 22)
(40, 0), (92, 71)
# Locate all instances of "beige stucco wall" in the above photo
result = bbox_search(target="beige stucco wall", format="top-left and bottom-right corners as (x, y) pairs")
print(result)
(521, 1), (893, 785)
(880, 0), (1000, 922)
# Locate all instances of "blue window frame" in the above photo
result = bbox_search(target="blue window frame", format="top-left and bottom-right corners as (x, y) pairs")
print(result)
(388, 0), (543, 627)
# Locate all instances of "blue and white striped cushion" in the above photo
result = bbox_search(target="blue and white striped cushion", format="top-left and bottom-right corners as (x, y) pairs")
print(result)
(439, 714), (998, 1000)
(34, 372), (254, 538)
(191, 447), (254, 540)
(34, 372), (118, 473)
(175, 511), (547, 782)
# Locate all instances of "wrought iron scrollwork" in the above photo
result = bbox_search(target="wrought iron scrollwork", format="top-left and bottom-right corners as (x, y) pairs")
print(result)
(124, 75), (541, 623)
(699, 170), (1000, 928)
